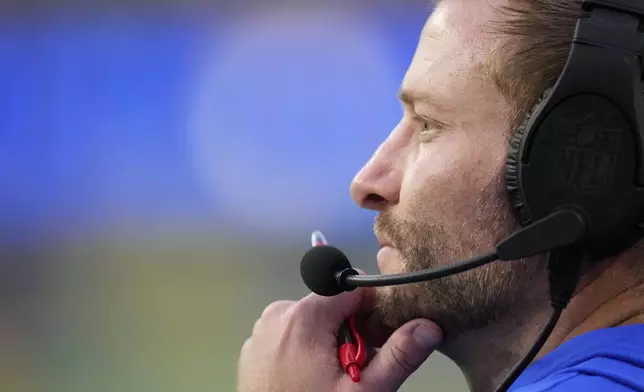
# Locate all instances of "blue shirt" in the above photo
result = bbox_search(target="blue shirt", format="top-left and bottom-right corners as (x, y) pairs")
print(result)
(510, 324), (644, 391)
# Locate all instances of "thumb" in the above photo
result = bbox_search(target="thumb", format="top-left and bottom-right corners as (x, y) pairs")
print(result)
(361, 319), (443, 390)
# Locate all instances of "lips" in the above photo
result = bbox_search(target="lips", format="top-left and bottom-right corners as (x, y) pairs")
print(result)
(376, 246), (402, 273)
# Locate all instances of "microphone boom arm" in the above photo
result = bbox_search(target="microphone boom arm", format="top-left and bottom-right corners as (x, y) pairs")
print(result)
(338, 208), (587, 289)
(339, 251), (499, 287)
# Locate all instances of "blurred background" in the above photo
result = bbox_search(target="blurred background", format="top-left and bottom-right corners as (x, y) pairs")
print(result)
(0, 0), (466, 391)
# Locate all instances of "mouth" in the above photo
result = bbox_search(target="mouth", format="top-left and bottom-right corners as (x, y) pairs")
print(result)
(375, 233), (400, 272)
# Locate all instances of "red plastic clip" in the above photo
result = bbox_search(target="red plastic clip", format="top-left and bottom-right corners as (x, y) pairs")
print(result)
(338, 315), (367, 382)
(310, 231), (367, 382)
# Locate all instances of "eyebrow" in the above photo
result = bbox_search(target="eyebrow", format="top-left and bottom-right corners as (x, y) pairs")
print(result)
(398, 88), (449, 114)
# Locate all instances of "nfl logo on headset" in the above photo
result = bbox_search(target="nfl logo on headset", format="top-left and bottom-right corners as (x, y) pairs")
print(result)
(555, 114), (622, 194)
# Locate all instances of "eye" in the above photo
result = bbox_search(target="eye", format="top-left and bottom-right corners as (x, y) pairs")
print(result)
(418, 118), (440, 142)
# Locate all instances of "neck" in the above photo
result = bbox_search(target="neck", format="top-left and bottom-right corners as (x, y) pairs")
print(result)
(438, 254), (644, 392)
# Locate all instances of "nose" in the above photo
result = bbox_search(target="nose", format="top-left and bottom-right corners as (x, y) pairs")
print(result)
(350, 141), (402, 212)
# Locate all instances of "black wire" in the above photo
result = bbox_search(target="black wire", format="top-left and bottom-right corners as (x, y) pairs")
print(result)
(492, 248), (583, 392)
(343, 251), (499, 287)
(492, 308), (562, 392)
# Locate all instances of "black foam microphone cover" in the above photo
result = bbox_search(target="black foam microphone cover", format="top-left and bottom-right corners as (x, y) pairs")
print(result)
(300, 245), (354, 296)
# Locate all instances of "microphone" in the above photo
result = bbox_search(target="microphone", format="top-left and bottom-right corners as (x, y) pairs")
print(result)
(301, 208), (587, 296)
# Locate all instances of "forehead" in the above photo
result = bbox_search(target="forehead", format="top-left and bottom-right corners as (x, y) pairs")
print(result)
(401, 0), (508, 106)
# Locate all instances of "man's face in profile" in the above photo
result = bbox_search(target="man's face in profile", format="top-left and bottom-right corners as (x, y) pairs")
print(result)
(350, 0), (547, 337)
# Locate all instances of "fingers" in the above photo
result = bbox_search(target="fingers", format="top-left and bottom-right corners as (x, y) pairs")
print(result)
(349, 268), (392, 348)
(360, 319), (443, 390)
(298, 268), (375, 329)
(299, 288), (370, 329)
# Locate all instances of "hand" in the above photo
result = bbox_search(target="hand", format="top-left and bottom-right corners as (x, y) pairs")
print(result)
(237, 287), (443, 392)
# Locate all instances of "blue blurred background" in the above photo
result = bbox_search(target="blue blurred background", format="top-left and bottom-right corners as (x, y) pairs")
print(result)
(0, 1), (466, 391)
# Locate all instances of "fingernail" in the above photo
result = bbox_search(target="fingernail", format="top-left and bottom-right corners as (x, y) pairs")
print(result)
(412, 324), (440, 347)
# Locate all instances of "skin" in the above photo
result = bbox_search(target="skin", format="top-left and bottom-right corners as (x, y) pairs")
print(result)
(237, 0), (644, 391)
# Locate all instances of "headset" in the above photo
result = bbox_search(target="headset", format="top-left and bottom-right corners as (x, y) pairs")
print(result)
(506, 0), (644, 262)
(300, 1), (644, 391)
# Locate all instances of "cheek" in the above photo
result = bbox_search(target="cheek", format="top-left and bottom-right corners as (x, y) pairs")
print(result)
(399, 133), (506, 217)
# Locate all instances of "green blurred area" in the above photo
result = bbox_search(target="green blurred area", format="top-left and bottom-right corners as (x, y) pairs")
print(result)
(0, 235), (466, 391)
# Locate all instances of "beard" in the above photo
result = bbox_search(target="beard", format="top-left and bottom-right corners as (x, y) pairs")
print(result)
(368, 171), (546, 338)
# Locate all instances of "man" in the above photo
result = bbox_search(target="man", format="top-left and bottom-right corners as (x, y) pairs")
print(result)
(237, 0), (644, 391)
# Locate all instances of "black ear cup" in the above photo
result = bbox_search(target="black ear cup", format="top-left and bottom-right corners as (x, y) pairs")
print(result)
(504, 86), (644, 259)
(505, 89), (553, 227)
